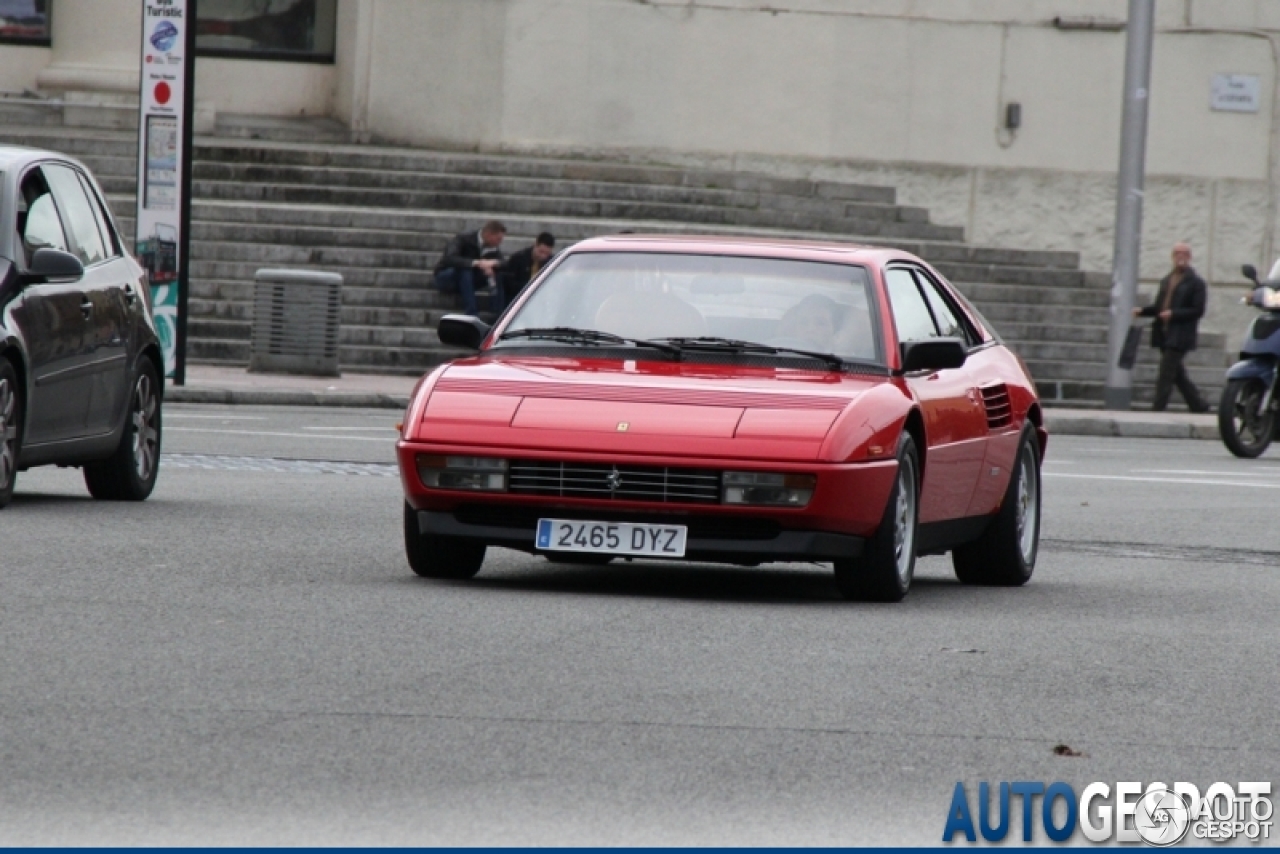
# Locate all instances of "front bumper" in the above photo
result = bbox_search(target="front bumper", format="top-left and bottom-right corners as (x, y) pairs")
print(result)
(411, 505), (865, 564)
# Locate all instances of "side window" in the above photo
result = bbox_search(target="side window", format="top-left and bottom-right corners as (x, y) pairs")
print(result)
(43, 164), (109, 267)
(884, 267), (939, 342)
(77, 171), (121, 259)
(911, 267), (978, 346)
(18, 170), (68, 264)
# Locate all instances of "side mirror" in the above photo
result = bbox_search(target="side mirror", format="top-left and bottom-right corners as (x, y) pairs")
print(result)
(26, 248), (84, 283)
(1243, 264), (1259, 283)
(438, 314), (491, 349)
(900, 337), (968, 373)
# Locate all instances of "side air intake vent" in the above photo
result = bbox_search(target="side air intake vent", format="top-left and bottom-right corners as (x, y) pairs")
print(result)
(980, 384), (1012, 430)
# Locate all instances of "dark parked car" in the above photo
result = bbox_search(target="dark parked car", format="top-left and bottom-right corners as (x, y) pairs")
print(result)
(0, 146), (163, 508)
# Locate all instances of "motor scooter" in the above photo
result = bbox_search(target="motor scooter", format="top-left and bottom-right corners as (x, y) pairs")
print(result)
(1219, 261), (1280, 457)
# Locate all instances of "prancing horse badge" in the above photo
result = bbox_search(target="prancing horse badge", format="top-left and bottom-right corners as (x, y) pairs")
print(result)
(616, 422), (629, 432)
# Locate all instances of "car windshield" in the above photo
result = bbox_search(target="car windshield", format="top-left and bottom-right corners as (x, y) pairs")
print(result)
(499, 251), (881, 364)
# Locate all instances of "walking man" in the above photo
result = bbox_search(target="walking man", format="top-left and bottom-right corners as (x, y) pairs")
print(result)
(1133, 242), (1210, 412)
(433, 220), (507, 317)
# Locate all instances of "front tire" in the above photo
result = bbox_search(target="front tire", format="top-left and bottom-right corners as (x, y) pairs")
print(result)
(0, 360), (23, 509)
(833, 432), (919, 603)
(1219, 377), (1275, 459)
(403, 502), (486, 579)
(84, 359), (162, 501)
(952, 424), (1041, 586)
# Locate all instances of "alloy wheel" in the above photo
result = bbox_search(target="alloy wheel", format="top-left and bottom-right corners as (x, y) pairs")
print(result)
(894, 454), (917, 585)
(0, 376), (15, 488)
(1015, 443), (1039, 563)
(131, 373), (159, 482)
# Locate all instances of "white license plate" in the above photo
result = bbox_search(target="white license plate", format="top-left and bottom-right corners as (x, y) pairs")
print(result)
(536, 518), (688, 557)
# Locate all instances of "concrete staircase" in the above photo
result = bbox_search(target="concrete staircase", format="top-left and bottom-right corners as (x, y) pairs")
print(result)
(0, 110), (1231, 408)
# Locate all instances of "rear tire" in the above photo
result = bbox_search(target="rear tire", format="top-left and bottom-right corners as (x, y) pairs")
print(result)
(1219, 377), (1274, 459)
(84, 359), (162, 501)
(833, 432), (919, 603)
(0, 360), (22, 509)
(403, 502), (486, 579)
(952, 424), (1040, 586)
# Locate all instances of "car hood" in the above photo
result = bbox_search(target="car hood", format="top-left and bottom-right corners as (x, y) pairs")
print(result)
(413, 357), (887, 461)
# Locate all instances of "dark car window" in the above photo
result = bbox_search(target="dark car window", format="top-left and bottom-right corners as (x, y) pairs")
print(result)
(884, 267), (938, 342)
(76, 170), (121, 259)
(909, 266), (979, 347)
(18, 169), (68, 264)
(43, 164), (109, 267)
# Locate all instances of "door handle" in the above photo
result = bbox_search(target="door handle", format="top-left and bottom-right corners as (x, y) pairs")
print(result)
(80, 300), (93, 318)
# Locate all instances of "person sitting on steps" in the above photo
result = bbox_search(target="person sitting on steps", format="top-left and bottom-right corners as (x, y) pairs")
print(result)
(433, 220), (507, 319)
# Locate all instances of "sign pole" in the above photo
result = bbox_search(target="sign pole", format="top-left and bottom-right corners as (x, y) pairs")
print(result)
(175, 0), (195, 386)
(1103, 0), (1155, 410)
(135, 0), (195, 386)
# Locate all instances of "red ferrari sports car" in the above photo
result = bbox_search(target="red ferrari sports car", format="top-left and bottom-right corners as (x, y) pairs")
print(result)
(398, 236), (1045, 602)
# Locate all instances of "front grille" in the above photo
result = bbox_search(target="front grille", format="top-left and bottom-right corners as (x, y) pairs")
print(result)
(980, 384), (1013, 430)
(508, 460), (722, 504)
(454, 505), (781, 540)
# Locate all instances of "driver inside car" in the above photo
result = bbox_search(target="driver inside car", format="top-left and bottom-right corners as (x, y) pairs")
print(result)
(772, 293), (840, 351)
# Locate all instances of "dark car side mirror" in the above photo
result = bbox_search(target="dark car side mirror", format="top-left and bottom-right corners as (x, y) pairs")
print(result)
(438, 314), (491, 350)
(1243, 264), (1259, 283)
(26, 248), (85, 283)
(900, 338), (968, 373)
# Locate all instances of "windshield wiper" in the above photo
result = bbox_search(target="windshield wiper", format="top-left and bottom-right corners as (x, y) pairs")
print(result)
(498, 327), (683, 358)
(654, 336), (846, 370)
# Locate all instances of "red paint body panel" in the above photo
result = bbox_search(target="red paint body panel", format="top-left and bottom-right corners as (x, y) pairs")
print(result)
(512, 397), (743, 437)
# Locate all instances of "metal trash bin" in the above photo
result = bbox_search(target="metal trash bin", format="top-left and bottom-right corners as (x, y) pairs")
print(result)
(249, 268), (343, 376)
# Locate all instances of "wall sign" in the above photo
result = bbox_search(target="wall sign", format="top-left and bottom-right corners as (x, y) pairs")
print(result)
(1210, 74), (1260, 113)
(136, 0), (195, 382)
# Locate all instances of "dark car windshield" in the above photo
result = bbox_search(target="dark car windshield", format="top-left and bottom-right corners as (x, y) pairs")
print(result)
(499, 251), (882, 364)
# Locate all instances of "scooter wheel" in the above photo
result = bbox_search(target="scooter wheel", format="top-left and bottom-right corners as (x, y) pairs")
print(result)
(1218, 378), (1275, 458)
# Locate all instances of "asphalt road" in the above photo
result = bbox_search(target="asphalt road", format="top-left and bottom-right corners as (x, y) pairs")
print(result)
(1, 404), (1276, 845)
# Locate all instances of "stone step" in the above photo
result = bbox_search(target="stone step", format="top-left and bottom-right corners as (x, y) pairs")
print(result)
(181, 180), (966, 240)
(193, 138), (901, 204)
(189, 161), (925, 223)
(956, 282), (1113, 308)
(1035, 378), (1226, 407)
(1011, 339), (1233, 366)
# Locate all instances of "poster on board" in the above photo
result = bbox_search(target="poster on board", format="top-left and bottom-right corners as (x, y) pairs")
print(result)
(135, 0), (194, 382)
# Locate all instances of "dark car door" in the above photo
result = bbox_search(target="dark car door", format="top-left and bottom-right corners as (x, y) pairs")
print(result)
(884, 264), (988, 523)
(10, 165), (94, 444)
(43, 163), (133, 435)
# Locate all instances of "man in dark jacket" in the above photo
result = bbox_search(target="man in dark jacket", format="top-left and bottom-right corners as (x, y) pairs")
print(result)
(1134, 242), (1210, 412)
(433, 220), (506, 317)
(500, 232), (555, 309)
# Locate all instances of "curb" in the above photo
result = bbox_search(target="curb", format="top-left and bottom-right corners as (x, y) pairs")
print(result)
(166, 388), (410, 410)
(1043, 412), (1219, 441)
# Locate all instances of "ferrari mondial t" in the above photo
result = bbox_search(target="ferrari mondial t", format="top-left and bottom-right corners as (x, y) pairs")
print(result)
(397, 236), (1045, 602)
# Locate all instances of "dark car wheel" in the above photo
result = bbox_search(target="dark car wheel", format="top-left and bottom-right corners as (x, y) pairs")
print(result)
(1219, 377), (1274, 459)
(833, 432), (919, 603)
(0, 360), (22, 509)
(403, 501), (486, 579)
(84, 360), (162, 501)
(952, 424), (1041, 586)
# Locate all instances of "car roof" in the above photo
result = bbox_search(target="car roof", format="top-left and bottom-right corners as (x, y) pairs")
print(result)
(0, 145), (89, 173)
(564, 234), (915, 266)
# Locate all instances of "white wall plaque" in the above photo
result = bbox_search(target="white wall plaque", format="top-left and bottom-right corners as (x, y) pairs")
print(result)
(1210, 74), (1260, 113)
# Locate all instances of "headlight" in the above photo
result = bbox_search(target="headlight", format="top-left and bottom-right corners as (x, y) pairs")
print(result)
(722, 471), (815, 506)
(417, 455), (508, 491)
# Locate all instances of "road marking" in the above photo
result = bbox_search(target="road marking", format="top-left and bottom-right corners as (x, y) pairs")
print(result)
(299, 426), (395, 432)
(165, 413), (268, 420)
(164, 453), (397, 476)
(1045, 472), (1280, 489)
(1131, 468), (1280, 478)
(166, 427), (391, 443)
